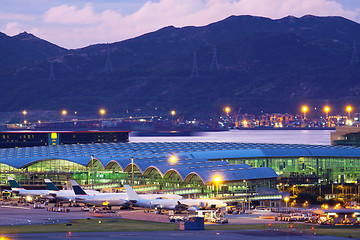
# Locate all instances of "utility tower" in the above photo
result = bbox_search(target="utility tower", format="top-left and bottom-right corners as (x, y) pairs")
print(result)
(351, 41), (359, 64)
(190, 51), (199, 77)
(48, 61), (55, 81)
(210, 46), (219, 70)
(104, 43), (113, 72)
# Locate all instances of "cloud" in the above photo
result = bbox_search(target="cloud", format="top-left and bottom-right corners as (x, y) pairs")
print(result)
(43, 3), (103, 25)
(3, 0), (360, 48)
(0, 11), (36, 21)
(2, 22), (25, 35)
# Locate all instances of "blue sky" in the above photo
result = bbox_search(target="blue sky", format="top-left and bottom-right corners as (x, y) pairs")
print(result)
(1, 0), (360, 49)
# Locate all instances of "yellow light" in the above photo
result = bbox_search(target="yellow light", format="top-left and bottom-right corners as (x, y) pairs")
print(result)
(51, 132), (57, 139)
(23, 120), (27, 124)
(26, 196), (33, 202)
(103, 201), (109, 206)
(38, 120), (41, 124)
(324, 106), (330, 113)
(347, 106), (352, 112)
(302, 106), (308, 113)
(99, 109), (106, 115)
(171, 110), (176, 116)
(214, 176), (221, 182)
(0, 236), (12, 240)
(22, 110), (27, 116)
(62, 110), (67, 116)
(169, 156), (177, 164)
(284, 197), (289, 202)
(225, 107), (230, 113)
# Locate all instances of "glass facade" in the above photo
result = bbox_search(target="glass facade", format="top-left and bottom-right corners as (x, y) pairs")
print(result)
(0, 158), (275, 199)
(218, 156), (360, 184)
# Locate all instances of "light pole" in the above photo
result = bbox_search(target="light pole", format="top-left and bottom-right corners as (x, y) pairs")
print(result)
(90, 155), (94, 189)
(225, 107), (230, 117)
(99, 109), (106, 118)
(171, 110), (176, 125)
(284, 197), (289, 209)
(22, 110), (27, 124)
(346, 106), (352, 118)
(302, 106), (308, 119)
(214, 176), (221, 198)
(131, 157), (134, 187)
(169, 156), (177, 194)
(243, 180), (248, 212)
(324, 106), (330, 119)
(292, 185), (296, 196)
(62, 110), (67, 120)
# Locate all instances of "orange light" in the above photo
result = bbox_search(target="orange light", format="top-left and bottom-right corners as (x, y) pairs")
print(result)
(225, 107), (230, 113)
(346, 106), (352, 112)
(324, 106), (330, 113)
(302, 106), (308, 113)
(99, 109), (106, 115)
(169, 156), (177, 164)
(22, 110), (27, 116)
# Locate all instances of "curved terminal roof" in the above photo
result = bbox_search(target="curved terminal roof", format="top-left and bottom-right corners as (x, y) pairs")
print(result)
(1, 142), (360, 183)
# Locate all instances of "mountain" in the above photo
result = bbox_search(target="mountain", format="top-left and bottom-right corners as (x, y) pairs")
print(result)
(0, 32), (67, 70)
(1, 15), (360, 119)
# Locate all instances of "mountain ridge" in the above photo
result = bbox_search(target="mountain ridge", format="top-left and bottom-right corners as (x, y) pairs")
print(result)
(0, 14), (360, 119)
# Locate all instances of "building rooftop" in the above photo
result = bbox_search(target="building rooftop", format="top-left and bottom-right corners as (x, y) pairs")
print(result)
(2, 142), (360, 184)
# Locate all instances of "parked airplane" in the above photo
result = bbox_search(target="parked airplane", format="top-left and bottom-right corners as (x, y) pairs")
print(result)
(7, 176), (50, 200)
(69, 180), (183, 208)
(44, 179), (100, 202)
(70, 180), (127, 208)
(125, 185), (226, 212)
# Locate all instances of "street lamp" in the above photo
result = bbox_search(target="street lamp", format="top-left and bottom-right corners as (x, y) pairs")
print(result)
(302, 106), (308, 119)
(22, 110), (27, 123)
(225, 107), (230, 117)
(284, 197), (289, 208)
(346, 106), (352, 118)
(292, 185), (296, 196)
(171, 110), (176, 122)
(131, 157), (134, 187)
(169, 155), (177, 194)
(243, 179), (249, 212)
(214, 176), (221, 197)
(324, 106), (330, 119)
(99, 108), (106, 116)
(90, 155), (95, 189)
(62, 110), (67, 119)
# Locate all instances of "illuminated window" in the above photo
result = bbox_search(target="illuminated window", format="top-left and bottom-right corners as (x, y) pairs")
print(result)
(51, 133), (58, 139)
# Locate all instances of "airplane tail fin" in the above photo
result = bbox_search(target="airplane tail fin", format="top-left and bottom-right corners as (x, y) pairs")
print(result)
(7, 176), (22, 189)
(69, 180), (87, 195)
(124, 185), (142, 200)
(44, 179), (60, 191)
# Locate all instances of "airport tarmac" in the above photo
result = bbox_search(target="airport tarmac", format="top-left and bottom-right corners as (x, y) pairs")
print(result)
(5, 230), (347, 240)
(0, 204), (92, 225)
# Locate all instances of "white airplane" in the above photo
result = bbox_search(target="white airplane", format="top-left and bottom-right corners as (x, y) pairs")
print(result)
(44, 179), (100, 202)
(70, 180), (127, 208)
(69, 180), (183, 208)
(7, 176), (50, 200)
(125, 185), (226, 212)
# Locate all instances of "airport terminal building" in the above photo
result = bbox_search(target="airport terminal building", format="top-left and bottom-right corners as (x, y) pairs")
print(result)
(1, 130), (360, 202)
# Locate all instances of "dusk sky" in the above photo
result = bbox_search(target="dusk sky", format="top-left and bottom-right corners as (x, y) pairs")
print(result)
(2, 0), (360, 49)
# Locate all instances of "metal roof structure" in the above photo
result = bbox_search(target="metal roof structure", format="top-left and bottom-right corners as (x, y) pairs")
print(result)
(1, 142), (359, 184)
